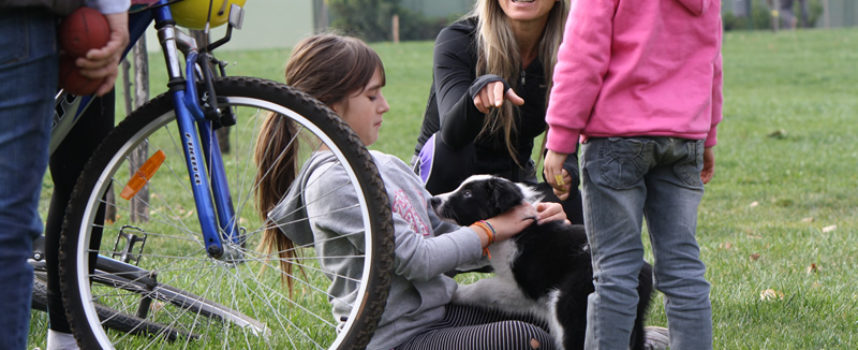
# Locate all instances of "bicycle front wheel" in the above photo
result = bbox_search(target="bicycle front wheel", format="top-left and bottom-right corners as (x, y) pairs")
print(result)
(59, 77), (394, 349)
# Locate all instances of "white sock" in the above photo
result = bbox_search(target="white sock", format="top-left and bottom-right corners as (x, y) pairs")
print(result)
(46, 330), (80, 350)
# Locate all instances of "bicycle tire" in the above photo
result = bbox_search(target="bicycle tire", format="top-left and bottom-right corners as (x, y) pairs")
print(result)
(59, 77), (394, 349)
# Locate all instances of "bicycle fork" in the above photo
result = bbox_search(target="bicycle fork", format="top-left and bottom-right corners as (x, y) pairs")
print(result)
(152, 4), (240, 260)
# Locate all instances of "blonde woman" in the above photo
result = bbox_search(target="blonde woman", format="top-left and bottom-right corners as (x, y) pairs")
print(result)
(413, 0), (583, 224)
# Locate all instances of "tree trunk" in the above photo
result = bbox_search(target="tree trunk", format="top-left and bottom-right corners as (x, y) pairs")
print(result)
(128, 39), (150, 223)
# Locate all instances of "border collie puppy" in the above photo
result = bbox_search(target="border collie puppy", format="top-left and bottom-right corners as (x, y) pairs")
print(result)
(430, 175), (654, 350)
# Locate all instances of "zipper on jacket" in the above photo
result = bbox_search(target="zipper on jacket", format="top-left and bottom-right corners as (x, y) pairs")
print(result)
(520, 70), (526, 86)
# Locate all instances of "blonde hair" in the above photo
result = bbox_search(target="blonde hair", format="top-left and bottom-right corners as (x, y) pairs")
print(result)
(254, 34), (385, 290)
(470, 0), (568, 166)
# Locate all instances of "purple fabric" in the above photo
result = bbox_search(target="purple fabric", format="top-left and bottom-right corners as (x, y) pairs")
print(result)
(417, 133), (436, 183)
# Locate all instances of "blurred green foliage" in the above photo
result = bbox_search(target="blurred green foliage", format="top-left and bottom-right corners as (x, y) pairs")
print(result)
(327, 0), (461, 42)
(723, 0), (825, 31)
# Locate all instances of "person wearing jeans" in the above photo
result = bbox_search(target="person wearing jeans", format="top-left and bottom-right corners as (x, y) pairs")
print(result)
(0, 10), (59, 349)
(0, 1), (128, 348)
(542, 0), (723, 348)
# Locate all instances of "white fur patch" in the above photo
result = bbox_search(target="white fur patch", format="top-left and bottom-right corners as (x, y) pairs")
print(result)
(453, 239), (566, 349)
(546, 289), (566, 350)
(453, 241), (544, 316)
(515, 182), (544, 204)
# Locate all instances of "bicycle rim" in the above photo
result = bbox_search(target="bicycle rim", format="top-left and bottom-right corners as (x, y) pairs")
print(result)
(59, 77), (394, 349)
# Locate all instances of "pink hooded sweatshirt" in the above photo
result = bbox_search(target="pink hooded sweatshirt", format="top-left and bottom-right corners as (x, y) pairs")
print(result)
(545, 0), (723, 154)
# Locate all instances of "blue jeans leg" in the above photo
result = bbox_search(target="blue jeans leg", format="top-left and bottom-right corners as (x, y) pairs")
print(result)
(581, 137), (712, 350)
(0, 9), (58, 350)
(644, 140), (712, 350)
(580, 138), (649, 349)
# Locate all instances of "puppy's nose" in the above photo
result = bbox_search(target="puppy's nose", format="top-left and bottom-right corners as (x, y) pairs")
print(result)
(429, 197), (441, 209)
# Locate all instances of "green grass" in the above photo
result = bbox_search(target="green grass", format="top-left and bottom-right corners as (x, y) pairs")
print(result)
(694, 28), (858, 349)
(30, 28), (858, 349)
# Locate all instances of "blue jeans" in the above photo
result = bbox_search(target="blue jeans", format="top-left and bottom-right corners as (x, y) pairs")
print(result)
(0, 8), (58, 349)
(580, 137), (712, 350)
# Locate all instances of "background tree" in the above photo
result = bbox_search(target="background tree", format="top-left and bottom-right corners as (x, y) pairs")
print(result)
(328, 0), (398, 42)
(327, 0), (458, 42)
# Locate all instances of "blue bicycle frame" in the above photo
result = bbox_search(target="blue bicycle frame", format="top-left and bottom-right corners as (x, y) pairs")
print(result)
(52, 0), (239, 259)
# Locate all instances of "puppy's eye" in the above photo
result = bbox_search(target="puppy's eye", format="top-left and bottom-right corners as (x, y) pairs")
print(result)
(462, 190), (472, 199)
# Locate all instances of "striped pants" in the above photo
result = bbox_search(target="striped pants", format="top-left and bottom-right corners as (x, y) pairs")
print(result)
(395, 304), (555, 350)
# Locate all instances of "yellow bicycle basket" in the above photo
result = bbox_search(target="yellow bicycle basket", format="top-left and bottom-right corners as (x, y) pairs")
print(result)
(170, 0), (247, 30)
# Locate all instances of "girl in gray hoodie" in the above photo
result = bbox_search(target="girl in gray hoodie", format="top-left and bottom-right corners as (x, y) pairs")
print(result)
(256, 34), (569, 350)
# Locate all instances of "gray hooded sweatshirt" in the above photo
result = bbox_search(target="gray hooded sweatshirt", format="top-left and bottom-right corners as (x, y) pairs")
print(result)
(269, 150), (485, 350)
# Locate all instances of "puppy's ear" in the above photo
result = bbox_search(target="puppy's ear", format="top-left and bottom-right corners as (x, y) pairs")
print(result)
(489, 177), (525, 212)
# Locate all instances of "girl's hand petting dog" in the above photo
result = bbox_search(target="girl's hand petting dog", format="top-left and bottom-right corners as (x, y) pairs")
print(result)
(534, 202), (569, 225)
(475, 202), (567, 247)
(484, 202), (537, 242)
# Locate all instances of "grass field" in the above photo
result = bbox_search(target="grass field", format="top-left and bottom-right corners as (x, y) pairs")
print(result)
(688, 28), (858, 349)
(30, 27), (858, 349)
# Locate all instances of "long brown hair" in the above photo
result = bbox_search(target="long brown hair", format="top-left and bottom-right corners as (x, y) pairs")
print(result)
(471, 0), (569, 166)
(254, 34), (385, 288)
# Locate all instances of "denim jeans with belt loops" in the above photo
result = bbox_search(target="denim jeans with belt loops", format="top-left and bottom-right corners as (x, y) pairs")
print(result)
(580, 137), (712, 350)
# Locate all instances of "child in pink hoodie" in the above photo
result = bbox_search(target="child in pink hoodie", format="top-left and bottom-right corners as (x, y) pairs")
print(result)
(543, 1), (723, 349)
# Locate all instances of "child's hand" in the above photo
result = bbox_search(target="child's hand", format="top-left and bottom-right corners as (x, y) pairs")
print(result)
(484, 201), (537, 242)
(473, 81), (525, 114)
(543, 150), (572, 200)
(701, 147), (715, 184)
(534, 202), (569, 225)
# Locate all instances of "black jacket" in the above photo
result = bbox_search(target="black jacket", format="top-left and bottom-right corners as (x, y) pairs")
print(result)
(414, 17), (550, 180)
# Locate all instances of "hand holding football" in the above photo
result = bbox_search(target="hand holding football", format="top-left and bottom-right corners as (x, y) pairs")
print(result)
(58, 7), (110, 95)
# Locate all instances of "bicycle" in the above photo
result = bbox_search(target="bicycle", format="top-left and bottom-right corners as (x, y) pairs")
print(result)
(34, 1), (395, 348)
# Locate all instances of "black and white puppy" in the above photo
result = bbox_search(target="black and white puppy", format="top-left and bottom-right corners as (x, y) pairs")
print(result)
(430, 175), (653, 350)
